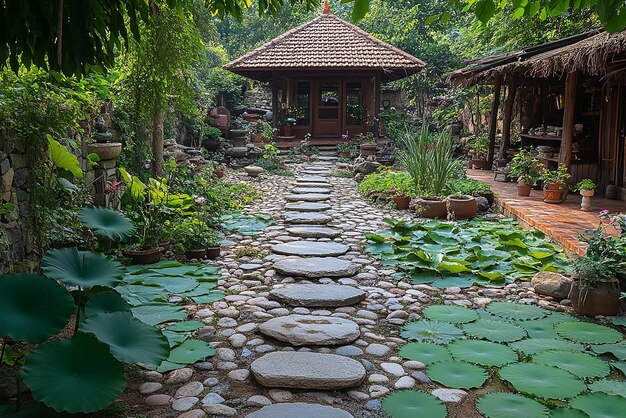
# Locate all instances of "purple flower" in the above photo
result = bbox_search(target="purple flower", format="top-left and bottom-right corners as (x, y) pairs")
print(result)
(600, 209), (610, 215)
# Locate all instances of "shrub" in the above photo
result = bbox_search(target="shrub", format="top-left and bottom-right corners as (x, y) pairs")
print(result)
(358, 169), (416, 199)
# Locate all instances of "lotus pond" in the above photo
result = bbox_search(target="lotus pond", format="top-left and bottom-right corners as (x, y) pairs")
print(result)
(382, 302), (626, 418)
(365, 217), (571, 288)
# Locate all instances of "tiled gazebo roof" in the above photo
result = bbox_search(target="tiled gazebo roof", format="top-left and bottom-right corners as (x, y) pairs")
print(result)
(225, 7), (425, 81)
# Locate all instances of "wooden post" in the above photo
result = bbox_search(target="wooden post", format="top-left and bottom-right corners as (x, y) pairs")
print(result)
(498, 80), (517, 160)
(271, 72), (279, 130)
(374, 72), (381, 136)
(487, 75), (502, 168)
(559, 71), (579, 167)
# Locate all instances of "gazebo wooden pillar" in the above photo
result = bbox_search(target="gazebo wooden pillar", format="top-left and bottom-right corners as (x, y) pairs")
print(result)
(487, 75), (502, 168)
(498, 80), (517, 160)
(559, 71), (578, 167)
(271, 72), (279, 129)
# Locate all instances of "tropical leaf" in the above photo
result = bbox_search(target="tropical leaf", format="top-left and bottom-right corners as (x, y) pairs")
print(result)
(165, 321), (205, 332)
(22, 333), (125, 413)
(462, 319), (526, 343)
(476, 392), (548, 418)
(548, 407), (589, 418)
(499, 363), (585, 399)
(570, 393), (626, 418)
(79, 207), (135, 242)
(42, 247), (124, 289)
(431, 276), (475, 288)
(509, 338), (585, 355)
(426, 360), (489, 389)
(118, 167), (146, 200)
(422, 305), (478, 324)
(381, 390), (447, 418)
(590, 343), (626, 360)
(80, 312), (169, 366)
(398, 342), (453, 365)
(555, 321), (623, 344)
(84, 290), (131, 318)
(588, 379), (626, 397)
(448, 339), (518, 367)
(518, 319), (559, 339)
(47, 136), (82, 178)
(0, 274), (74, 344)
(166, 339), (216, 364)
(485, 301), (548, 321)
(131, 303), (187, 326)
(532, 350), (610, 379)
(401, 320), (464, 344)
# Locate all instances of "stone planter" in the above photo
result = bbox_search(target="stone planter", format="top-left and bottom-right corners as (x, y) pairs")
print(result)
(87, 142), (122, 161)
(580, 189), (594, 211)
(517, 180), (532, 197)
(570, 279), (621, 316)
(543, 183), (567, 203)
(447, 194), (478, 219)
(414, 197), (447, 219)
(124, 248), (161, 265)
(360, 144), (377, 157)
(393, 195), (410, 210)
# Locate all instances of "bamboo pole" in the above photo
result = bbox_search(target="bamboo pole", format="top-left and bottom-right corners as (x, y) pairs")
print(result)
(559, 71), (579, 167)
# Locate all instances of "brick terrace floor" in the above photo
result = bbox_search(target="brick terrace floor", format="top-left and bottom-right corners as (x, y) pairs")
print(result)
(468, 169), (626, 255)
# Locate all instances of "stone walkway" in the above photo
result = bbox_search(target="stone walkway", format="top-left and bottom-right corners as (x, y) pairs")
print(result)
(135, 160), (560, 418)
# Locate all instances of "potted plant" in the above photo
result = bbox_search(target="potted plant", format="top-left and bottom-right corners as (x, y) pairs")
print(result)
(202, 125), (222, 151)
(467, 133), (489, 169)
(509, 149), (541, 197)
(356, 132), (377, 157)
(256, 120), (274, 143)
(541, 164), (571, 203)
(577, 179), (596, 211)
(338, 142), (353, 158)
(205, 229), (223, 260)
(212, 163), (226, 179)
(387, 172), (415, 210)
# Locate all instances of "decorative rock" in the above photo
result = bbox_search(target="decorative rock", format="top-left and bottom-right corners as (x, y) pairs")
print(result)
(172, 397), (199, 412)
(202, 404), (237, 416)
(273, 257), (360, 278)
(381, 362), (405, 377)
(145, 394), (172, 406)
(177, 410), (206, 418)
(284, 202), (331, 212)
(431, 388), (468, 403)
(394, 376), (416, 389)
(246, 395), (272, 407)
(270, 284), (365, 307)
(531, 272), (573, 299)
(227, 369), (250, 381)
(201, 393), (225, 405)
(166, 368), (193, 385)
(139, 382), (162, 394)
(245, 403), (353, 418)
(225, 147), (248, 158)
(267, 389), (292, 402)
(250, 352), (366, 389)
(291, 187), (331, 194)
(271, 241), (349, 257)
(283, 212), (332, 225)
(365, 343), (391, 357)
(259, 314), (360, 346)
(286, 226), (341, 239)
(245, 165), (263, 178)
(285, 194), (330, 202)
(335, 345), (364, 356)
(175, 381), (204, 397)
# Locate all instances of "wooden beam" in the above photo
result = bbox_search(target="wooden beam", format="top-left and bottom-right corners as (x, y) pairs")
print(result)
(498, 80), (517, 160)
(487, 75), (502, 168)
(559, 71), (579, 167)
(271, 72), (279, 129)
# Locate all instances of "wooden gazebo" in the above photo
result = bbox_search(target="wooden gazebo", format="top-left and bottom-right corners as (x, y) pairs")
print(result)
(225, 0), (425, 142)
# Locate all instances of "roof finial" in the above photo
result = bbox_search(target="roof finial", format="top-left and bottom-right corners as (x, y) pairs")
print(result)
(323, 0), (331, 14)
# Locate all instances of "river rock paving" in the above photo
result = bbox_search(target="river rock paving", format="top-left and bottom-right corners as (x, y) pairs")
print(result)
(134, 159), (566, 418)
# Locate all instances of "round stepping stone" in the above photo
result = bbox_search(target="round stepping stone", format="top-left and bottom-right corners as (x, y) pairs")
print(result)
(272, 241), (349, 257)
(250, 352), (366, 389)
(259, 314), (360, 346)
(274, 257), (360, 278)
(297, 176), (328, 183)
(284, 202), (331, 212)
(285, 194), (330, 202)
(245, 403), (353, 418)
(294, 182), (330, 188)
(291, 187), (331, 194)
(270, 284), (366, 307)
(284, 212), (332, 225)
(286, 226), (341, 238)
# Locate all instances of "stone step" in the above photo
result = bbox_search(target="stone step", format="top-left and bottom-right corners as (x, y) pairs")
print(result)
(286, 226), (341, 238)
(272, 241), (349, 257)
(294, 182), (331, 188)
(301, 170), (330, 176)
(245, 403), (353, 418)
(250, 352), (366, 390)
(270, 284), (366, 307)
(273, 257), (360, 278)
(291, 187), (331, 194)
(296, 176), (328, 183)
(285, 194), (330, 202)
(284, 202), (331, 212)
(259, 314), (360, 346)
(284, 212), (332, 225)
(317, 156), (339, 161)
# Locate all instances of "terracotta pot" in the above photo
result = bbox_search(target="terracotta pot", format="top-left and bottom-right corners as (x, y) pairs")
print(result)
(360, 144), (377, 157)
(393, 195), (411, 210)
(213, 169), (225, 179)
(205, 246), (221, 260)
(580, 189), (595, 197)
(447, 194), (478, 219)
(88, 142), (122, 160)
(469, 159), (489, 170)
(283, 125), (293, 136)
(124, 248), (161, 265)
(517, 181), (532, 197)
(242, 114), (260, 122)
(251, 133), (264, 143)
(570, 280), (621, 316)
(543, 183), (567, 203)
(185, 248), (207, 260)
(202, 139), (220, 152)
(414, 197), (447, 219)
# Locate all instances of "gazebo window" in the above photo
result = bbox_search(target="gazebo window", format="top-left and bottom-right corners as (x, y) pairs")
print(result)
(346, 82), (363, 125)
(295, 82), (311, 126)
(319, 82), (339, 119)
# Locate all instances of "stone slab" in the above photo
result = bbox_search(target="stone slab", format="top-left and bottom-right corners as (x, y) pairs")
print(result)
(259, 314), (360, 346)
(270, 284), (366, 307)
(301, 170), (329, 176)
(294, 182), (331, 188)
(245, 403), (353, 418)
(286, 226), (341, 238)
(272, 241), (349, 257)
(284, 212), (332, 225)
(285, 194), (330, 202)
(291, 187), (331, 194)
(284, 202), (331, 212)
(250, 352), (365, 389)
(273, 257), (360, 278)
(296, 176), (328, 183)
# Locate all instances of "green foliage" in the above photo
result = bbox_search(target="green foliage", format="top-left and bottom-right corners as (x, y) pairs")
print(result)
(448, 178), (491, 195)
(541, 163), (571, 186)
(422, 305), (478, 323)
(448, 339), (518, 367)
(462, 319), (527, 342)
(426, 360), (489, 389)
(220, 212), (274, 236)
(401, 320), (464, 344)
(555, 321), (623, 344)
(203, 125), (222, 141)
(509, 148), (542, 184)
(399, 342), (453, 365)
(577, 178), (597, 191)
(485, 301), (548, 321)
(42, 248), (125, 289)
(79, 207), (135, 243)
(532, 350), (610, 379)
(382, 390), (447, 418)
(358, 169), (416, 199)
(570, 393), (626, 418)
(476, 392), (548, 418)
(499, 362), (586, 399)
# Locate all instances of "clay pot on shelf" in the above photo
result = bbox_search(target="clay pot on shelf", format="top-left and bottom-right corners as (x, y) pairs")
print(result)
(543, 183), (568, 203)
(447, 194), (478, 219)
(393, 196), (411, 211)
(205, 246), (221, 260)
(124, 248), (161, 265)
(570, 279), (621, 316)
(414, 197), (447, 219)
(517, 180), (532, 197)
(580, 189), (594, 211)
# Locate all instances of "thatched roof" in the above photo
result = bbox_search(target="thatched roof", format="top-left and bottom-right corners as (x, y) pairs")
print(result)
(449, 29), (626, 85)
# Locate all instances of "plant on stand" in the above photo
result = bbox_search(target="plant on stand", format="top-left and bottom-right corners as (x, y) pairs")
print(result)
(577, 179), (596, 211)
(356, 132), (378, 158)
(541, 164), (571, 203)
(509, 148), (541, 196)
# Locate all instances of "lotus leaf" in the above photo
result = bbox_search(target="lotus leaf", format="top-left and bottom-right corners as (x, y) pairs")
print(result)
(485, 301), (548, 321)
(84, 290), (131, 318)
(462, 319), (526, 342)
(381, 390), (446, 418)
(476, 392), (548, 418)
(613, 362), (626, 376)
(570, 393), (626, 418)
(509, 338), (585, 355)
(131, 303), (187, 326)
(532, 350), (610, 379)
(42, 247), (124, 289)
(166, 321), (205, 332)
(398, 342), (453, 365)
(426, 360), (489, 389)
(590, 343), (626, 360)
(499, 363), (585, 399)
(555, 321), (623, 344)
(518, 320), (559, 339)
(549, 407), (589, 418)
(79, 207), (135, 242)
(431, 276), (475, 288)
(448, 339), (518, 367)
(401, 320), (464, 344)
(422, 305), (478, 324)
(588, 379), (626, 397)
(0, 274), (74, 344)
(166, 339), (216, 364)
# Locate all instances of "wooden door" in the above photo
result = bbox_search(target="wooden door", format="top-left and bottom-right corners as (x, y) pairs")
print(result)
(314, 81), (342, 138)
(343, 80), (367, 137)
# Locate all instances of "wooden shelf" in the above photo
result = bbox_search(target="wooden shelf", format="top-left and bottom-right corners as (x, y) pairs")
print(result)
(521, 134), (562, 141)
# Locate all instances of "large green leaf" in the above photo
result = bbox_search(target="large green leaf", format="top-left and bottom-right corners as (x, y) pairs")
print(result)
(570, 393), (626, 418)
(509, 338), (585, 355)
(549, 407), (589, 418)
(47, 136), (82, 178)
(42, 248), (124, 289)
(0, 402), (77, 417)
(22, 333), (125, 413)
(80, 312), (169, 366)
(131, 303), (187, 326)
(422, 305), (478, 324)
(166, 339), (216, 364)
(485, 301), (548, 321)
(462, 319), (526, 342)
(588, 379), (626, 397)
(555, 321), (623, 344)
(381, 390), (447, 418)
(79, 207), (135, 242)
(499, 363), (585, 399)
(476, 392), (548, 418)
(398, 342), (453, 365)
(426, 360), (488, 389)
(401, 320), (464, 344)
(590, 343), (626, 360)
(0, 274), (74, 344)
(532, 350), (610, 379)
(448, 339), (518, 367)
(84, 290), (131, 318)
